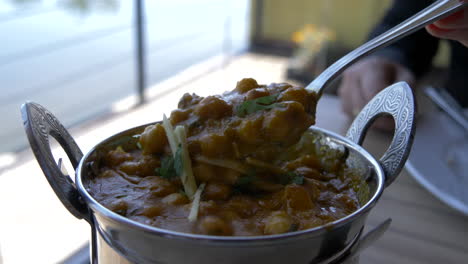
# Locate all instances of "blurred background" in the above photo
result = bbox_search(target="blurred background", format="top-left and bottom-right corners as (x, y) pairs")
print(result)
(0, 0), (460, 263)
(0, 0), (452, 158)
(0, 0), (249, 156)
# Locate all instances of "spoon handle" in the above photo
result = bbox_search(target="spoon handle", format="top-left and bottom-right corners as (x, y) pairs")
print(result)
(306, 0), (467, 97)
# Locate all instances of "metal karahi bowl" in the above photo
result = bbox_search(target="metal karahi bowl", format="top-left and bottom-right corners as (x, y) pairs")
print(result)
(22, 82), (415, 264)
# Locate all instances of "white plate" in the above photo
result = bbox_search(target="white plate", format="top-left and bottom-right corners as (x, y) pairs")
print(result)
(406, 109), (468, 216)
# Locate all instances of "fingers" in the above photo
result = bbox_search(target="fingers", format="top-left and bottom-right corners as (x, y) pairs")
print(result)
(338, 70), (362, 116)
(338, 57), (393, 117)
(351, 80), (368, 116)
(426, 7), (468, 47)
(371, 116), (395, 132)
(337, 57), (415, 132)
(426, 24), (468, 47)
(434, 9), (467, 29)
(394, 64), (416, 87)
(359, 63), (391, 100)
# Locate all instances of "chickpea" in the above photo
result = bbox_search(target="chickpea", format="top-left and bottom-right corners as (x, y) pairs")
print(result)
(318, 212), (335, 222)
(295, 167), (321, 180)
(139, 204), (163, 218)
(235, 78), (259, 93)
(262, 101), (313, 144)
(305, 181), (321, 201)
(204, 182), (232, 200)
(108, 199), (128, 216)
(193, 163), (216, 182)
(301, 155), (322, 170)
(162, 193), (189, 205)
(100, 169), (119, 179)
(198, 200), (219, 216)
(219, 168), (241, 185)
(170, 108), (191, 125)
(219, 210), (239, 221)
(284, 184), (314, 211)
(285, 155), (322, 171)
(278, 87), (310, 112)
(178, 93), (202, 109)
(328, 178), (349, 192)
(193, 162), (217, 182)
(236, 117), (264, 144)
(227, 195), (258, 218)
(262, 108), (291, 142)
(186, 140), (201, 156)
(142, 155), (160, 174)
(199, 133), (232, 157)
(245, 88), (269, 101)
(137, 176), (177, 197)
(335, 193), (359, 212)
(264, 211), (292, 235)
(139, 124), (167, 155)
(105, 148), (134, 167)
(195, 96), (232, 120)
(118, 161), (140, 175)
(257, 191), (283, 210)
(199, 216), (232, 236)
(268, 82), (292, 93)
(118, 155), (159, 176)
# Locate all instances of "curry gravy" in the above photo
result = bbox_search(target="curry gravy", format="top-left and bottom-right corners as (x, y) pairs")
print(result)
(87, 78), (367, 236)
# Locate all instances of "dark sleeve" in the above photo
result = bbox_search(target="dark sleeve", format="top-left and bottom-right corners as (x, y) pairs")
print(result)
(369, 0), (439, 77)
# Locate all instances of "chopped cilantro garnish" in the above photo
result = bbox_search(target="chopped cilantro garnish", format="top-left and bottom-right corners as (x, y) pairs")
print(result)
(237, 175), (255, 185)
(107, 136), (138, 149)
(279, 172), (304, 185)
(155, 156), (176, 179)
(173, 145), (184, 176)
(278, 173), (291, 185)
(291, 173), (304, 185)
(236, 94), (279, 117)
(115, 146), (125, 152)
(234, 170), (256, 193)
(155, 145), (183, 179)
(188, 120), (202, 129)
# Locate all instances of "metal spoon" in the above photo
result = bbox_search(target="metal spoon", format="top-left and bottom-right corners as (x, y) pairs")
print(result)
(425, 86), (468, 132)
(306, 0), (468, 97)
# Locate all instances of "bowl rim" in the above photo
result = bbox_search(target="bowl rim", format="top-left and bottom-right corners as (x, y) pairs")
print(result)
(76, 123), (385, 243)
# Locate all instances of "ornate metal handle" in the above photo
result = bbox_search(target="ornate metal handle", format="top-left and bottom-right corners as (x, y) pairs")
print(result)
(346, 82), (416, 187)
(21, 102), (91, 222)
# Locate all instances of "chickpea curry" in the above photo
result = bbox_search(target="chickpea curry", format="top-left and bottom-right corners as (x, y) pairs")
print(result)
(87, 78), (368, 236)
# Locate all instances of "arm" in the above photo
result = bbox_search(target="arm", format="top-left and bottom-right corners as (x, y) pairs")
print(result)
(369, 0), (440, 77)
(338, 0), (438, 130)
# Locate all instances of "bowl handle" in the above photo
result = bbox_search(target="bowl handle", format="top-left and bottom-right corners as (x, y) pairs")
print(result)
(345, 82), (416, 187)
(21, 102), (91, 223)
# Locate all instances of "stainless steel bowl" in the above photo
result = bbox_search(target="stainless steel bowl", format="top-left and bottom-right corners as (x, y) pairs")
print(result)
(22, 82), (415, 264)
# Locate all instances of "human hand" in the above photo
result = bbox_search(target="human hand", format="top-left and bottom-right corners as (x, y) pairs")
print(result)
(426, 2), (468, 47)
(337, 56), (415, 131)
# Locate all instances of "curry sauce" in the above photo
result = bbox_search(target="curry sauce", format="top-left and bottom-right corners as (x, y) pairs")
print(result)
(87, 78), (367, 236)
